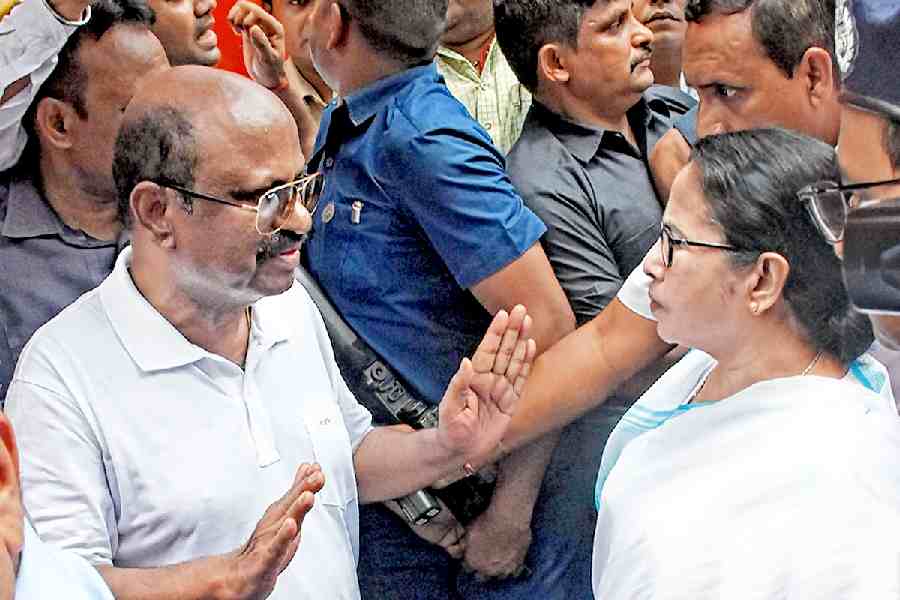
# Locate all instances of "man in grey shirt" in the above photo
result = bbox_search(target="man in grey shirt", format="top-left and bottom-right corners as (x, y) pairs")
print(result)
(493, 1), (677, 595)
(0, 0), (168, 399)
(499, 0), (674, 326)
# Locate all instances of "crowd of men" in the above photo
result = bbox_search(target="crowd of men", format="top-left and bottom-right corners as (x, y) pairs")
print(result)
(0, 0), (899, 598)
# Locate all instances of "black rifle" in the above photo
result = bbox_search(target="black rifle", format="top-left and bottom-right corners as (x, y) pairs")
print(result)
(295, 267), (495, 525)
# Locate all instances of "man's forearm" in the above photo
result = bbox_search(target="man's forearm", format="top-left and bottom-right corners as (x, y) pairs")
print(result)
(275, 65), (322, 162)
(486, 430), (559, 523)
(354, 427), (464, 504)
(504, 299), (671, 450)
(97, 556), (233, 600)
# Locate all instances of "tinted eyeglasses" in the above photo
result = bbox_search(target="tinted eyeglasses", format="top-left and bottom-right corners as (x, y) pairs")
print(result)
(153, 173), (324, 235)
(658, 223), (745, 268)
(796, 177), (900, 244)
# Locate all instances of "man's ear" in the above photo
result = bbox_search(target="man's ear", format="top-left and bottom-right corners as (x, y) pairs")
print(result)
(130, 181), (180, 249)
(746, 252), (791, 316)
(325, 0), (349, 51)
(34, 97), (81, 151)
(796, 47), (837, 108)
(537, 43), (572, 86)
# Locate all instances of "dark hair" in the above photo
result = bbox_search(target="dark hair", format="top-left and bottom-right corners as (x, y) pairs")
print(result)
(494, 0), (594, 93)
(112, 105), (197, 227)
(691, 129), (873, 364)
(340, 0), (447, 65)
(33, 0), (155, 119)
(685, 0), (837, 81)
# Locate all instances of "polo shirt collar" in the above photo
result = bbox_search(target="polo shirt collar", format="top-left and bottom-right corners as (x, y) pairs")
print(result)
(532, 96), (668, 162)
(1, 172), (125, 249)
(100, 247), (290, 373)
(2, 176), (64, 239)
(344, 63), (436, 126)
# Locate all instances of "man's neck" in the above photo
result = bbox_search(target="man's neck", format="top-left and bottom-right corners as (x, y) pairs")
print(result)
(129, 250), (252, 367)
(443, 27), (495, 69)
(294, 59), (334, 103)
(39, 157), (122, 242)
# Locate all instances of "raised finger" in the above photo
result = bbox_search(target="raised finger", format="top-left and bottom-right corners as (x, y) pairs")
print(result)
(470, 310), (509, 373)
(500, 315), (532, 382)
(491, 305), (527, 375)
(512, 339), (536, 397)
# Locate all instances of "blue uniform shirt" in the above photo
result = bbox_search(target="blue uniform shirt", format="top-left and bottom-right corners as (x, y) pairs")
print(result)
(304, 63), (545, 404)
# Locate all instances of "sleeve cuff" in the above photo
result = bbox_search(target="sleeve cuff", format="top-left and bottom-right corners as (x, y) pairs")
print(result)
(41, 0), (90, 26)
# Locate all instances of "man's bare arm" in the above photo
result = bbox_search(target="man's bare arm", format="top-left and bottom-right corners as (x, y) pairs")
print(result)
(649, 127), (692, 205)
(97, 465), (323, 600)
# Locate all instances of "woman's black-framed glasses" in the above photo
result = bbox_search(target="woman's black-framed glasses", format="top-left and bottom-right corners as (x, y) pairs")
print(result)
(796, 177), (900, 244)
(153, 172), (324, 236)
(658, 223), (744, 268)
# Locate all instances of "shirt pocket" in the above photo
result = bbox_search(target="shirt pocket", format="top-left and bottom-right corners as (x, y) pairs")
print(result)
(302, 407), (358, 508)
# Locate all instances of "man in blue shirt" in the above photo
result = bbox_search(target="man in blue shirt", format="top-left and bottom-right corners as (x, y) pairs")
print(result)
(302, 0), (576, 597)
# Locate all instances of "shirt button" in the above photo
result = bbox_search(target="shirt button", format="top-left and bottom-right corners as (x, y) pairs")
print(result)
(485, 123), (493, 130)
(324, 157), (334, 169)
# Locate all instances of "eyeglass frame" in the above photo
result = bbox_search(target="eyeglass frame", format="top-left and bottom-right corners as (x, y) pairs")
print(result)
(151, 173), (323, 236)
(658, 223), (746, 268)
(796, 176), (900, 244)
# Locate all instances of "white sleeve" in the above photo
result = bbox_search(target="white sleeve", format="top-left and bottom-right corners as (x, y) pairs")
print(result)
(5, 336), (117, 565)
(0, 0), (89, 170)
(616, 258), (656, 322)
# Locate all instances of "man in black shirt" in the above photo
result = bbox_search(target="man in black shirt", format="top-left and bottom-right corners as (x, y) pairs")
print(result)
(495, 0), (677, 596)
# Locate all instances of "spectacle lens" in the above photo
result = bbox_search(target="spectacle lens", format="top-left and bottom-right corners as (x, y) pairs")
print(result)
(256, 174), (324, 235)
(659, 226), (673, 268)
(805, 186), (850, 243)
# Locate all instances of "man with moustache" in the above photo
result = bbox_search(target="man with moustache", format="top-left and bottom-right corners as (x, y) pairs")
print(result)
(648, 0), (840, 200)
(436, 0), (531, 153)
(495, 0), (676, 595)
(5, 65), (534, 600)
(0, 0), (170, 400)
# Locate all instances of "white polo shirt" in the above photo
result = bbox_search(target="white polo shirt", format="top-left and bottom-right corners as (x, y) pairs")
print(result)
(6, 248), (374, 600)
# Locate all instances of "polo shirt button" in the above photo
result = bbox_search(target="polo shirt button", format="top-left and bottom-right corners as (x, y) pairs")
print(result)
(485, 123), (493, 130)
(324, 157), (334, 169)
(322, 202), (336, 223)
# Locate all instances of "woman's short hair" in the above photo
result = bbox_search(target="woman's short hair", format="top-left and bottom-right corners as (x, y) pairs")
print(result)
(691, 128), (873, 364)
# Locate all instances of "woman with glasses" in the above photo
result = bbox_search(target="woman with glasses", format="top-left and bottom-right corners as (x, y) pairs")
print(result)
(591, 129), (900, 599)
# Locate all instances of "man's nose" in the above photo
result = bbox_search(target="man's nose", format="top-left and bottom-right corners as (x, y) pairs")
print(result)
(282, 202), (313, 236)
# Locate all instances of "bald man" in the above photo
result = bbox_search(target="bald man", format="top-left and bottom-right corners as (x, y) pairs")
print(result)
(5, 65), (533, 600)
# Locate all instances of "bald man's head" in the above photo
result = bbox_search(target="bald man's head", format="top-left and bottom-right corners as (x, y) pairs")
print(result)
(113, 66), (300, 226)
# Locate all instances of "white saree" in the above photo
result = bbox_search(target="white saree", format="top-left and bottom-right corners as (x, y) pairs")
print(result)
(592, 350), (900, 599)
